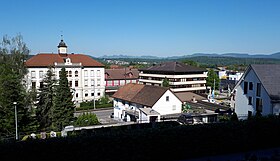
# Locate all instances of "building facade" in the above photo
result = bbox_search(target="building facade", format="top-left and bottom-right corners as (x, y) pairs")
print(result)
(139, 62), (208, 93)
(105, 68), (139, 95)
(113, 84), (182, 123)
(231, 64), (280, 119)
(25, 39), (105, 104)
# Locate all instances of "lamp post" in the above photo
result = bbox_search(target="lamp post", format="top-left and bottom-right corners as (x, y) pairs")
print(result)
(13, 102), (18, 140)
(93, 81), (96, 110)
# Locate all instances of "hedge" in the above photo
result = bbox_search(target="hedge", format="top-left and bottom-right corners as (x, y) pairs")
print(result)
(76, 103), (113, 111)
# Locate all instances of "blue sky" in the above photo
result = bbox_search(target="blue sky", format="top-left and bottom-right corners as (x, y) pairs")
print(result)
(1, 0), (280, 57)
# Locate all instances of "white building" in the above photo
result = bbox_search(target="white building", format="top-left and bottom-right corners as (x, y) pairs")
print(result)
(25, 39), (105, 104)
(139, 62), (208, 93)
(112, 83), (182, 123)
(231, 64), (280, 119)
(228, 71), (243, 81)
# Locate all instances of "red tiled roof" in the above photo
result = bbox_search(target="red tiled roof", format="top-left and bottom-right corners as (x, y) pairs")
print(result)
(25, 53), (104, 67)
(113, 84), (144, 102)
(112, 84), (169, 107)
(105, 68), (139, 80)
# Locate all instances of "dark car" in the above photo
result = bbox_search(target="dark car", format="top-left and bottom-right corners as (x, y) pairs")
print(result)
(177, 113), (194, 125)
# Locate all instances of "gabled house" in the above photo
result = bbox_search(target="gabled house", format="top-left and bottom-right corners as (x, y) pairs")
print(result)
(105, 68), (139, 95)
(231, 64), (280, 119)
(112, 84), (182, 123)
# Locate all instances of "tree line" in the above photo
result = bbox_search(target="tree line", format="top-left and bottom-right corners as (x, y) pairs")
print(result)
(0, 35), (74, 140)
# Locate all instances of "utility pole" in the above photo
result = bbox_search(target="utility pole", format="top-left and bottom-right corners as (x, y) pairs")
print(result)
(13, 102), (18, 140)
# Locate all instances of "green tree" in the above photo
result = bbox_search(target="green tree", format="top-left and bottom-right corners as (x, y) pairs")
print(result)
(206, 69), (220, 90)
(162, 77), (170, 87)
(36, 68), (56, 131)
(182, 59), (199, 67)
(0, 34), (34, 139)
(99, 95), (110, 105)
(75, 113), (100, 127)
(52, 68), (75, 131)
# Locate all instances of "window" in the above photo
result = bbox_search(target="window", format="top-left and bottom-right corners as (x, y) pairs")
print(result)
(75, 81), (78, 87)
(31, 71), (36, 78)
(91, 92), (94, 96)
(114, 80), (119, 86)
(97, 79), (101, 86)
(84, 70), (88, 77)
(85, 93), (88, 97)
(172, 105), (176, 110)
(256, 83), (261, 97)
(244, 81), (248, 94)
(39, 71), (43, 78)
(120, 80), (125, 85)
(76, 93), (78, 98)
(40, 82), (43, 88)
(166, 96), (169, 102)
(68, 71), (72, 77)
(75, 71), (78, 77)
(91, 79), (95, 86)
(97, 70), (100, 77)
(97, 92), (100, 96)
(69, 81), (72, 87)
(84, 80), (88, 87)
(90, 70), (94, 77)
(32, 82), (36, 89)
(249, 82), (253, 90)
(256, 98), (263, 112)
(107, 80), (112, 86)
(248, 97), (252, 105)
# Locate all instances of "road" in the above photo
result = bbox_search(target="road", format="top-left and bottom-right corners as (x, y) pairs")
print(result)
(74, 108), (119, 124)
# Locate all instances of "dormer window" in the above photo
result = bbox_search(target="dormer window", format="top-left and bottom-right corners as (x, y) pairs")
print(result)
(65, 58), (71, 64)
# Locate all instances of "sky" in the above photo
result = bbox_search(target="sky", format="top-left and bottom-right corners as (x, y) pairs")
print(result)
(1, 0), (280, 57)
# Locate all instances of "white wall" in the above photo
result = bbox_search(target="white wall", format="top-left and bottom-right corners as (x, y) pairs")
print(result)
(152, 90), (182, 115)
(273, 103), (280, 115)
(235, 68), (271, 119)
(27, 66), (105, 104)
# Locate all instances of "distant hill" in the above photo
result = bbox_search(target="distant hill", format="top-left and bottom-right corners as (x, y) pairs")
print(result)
(99, 52), (280, 59)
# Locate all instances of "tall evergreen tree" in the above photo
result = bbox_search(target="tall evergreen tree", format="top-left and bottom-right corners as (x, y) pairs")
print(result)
(206, 69), (220, 90)
(36, 68), (56, 131)
(0, 34), (33, 139)
(52, 68), (74, 131)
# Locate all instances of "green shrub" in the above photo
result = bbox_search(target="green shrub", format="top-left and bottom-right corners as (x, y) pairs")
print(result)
(74, 113), (100, 127)
(76, 103), (113, 111)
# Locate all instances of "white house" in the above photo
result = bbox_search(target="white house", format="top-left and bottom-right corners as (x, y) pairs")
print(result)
(112, 83), (182, 123)
(25, 39), (105, 104)
(138, 62), (208, 93)
(231, 64), (280, 119)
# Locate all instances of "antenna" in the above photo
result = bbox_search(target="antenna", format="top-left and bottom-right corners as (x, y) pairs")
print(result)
(60, 30), (63, 40)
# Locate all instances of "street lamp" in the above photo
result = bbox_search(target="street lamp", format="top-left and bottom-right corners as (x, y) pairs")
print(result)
(13, 102), (18, 140)
(93, 82), (96, 110)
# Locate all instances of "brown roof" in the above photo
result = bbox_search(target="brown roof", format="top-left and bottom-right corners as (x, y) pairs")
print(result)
(174, 92), (206, 102)
(105, 68), (139, 80)
(112, 84), (170, 107)
(140, 61), (206, 74)
(112, 84), (144, 102)
(26, 53), (104, 67)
